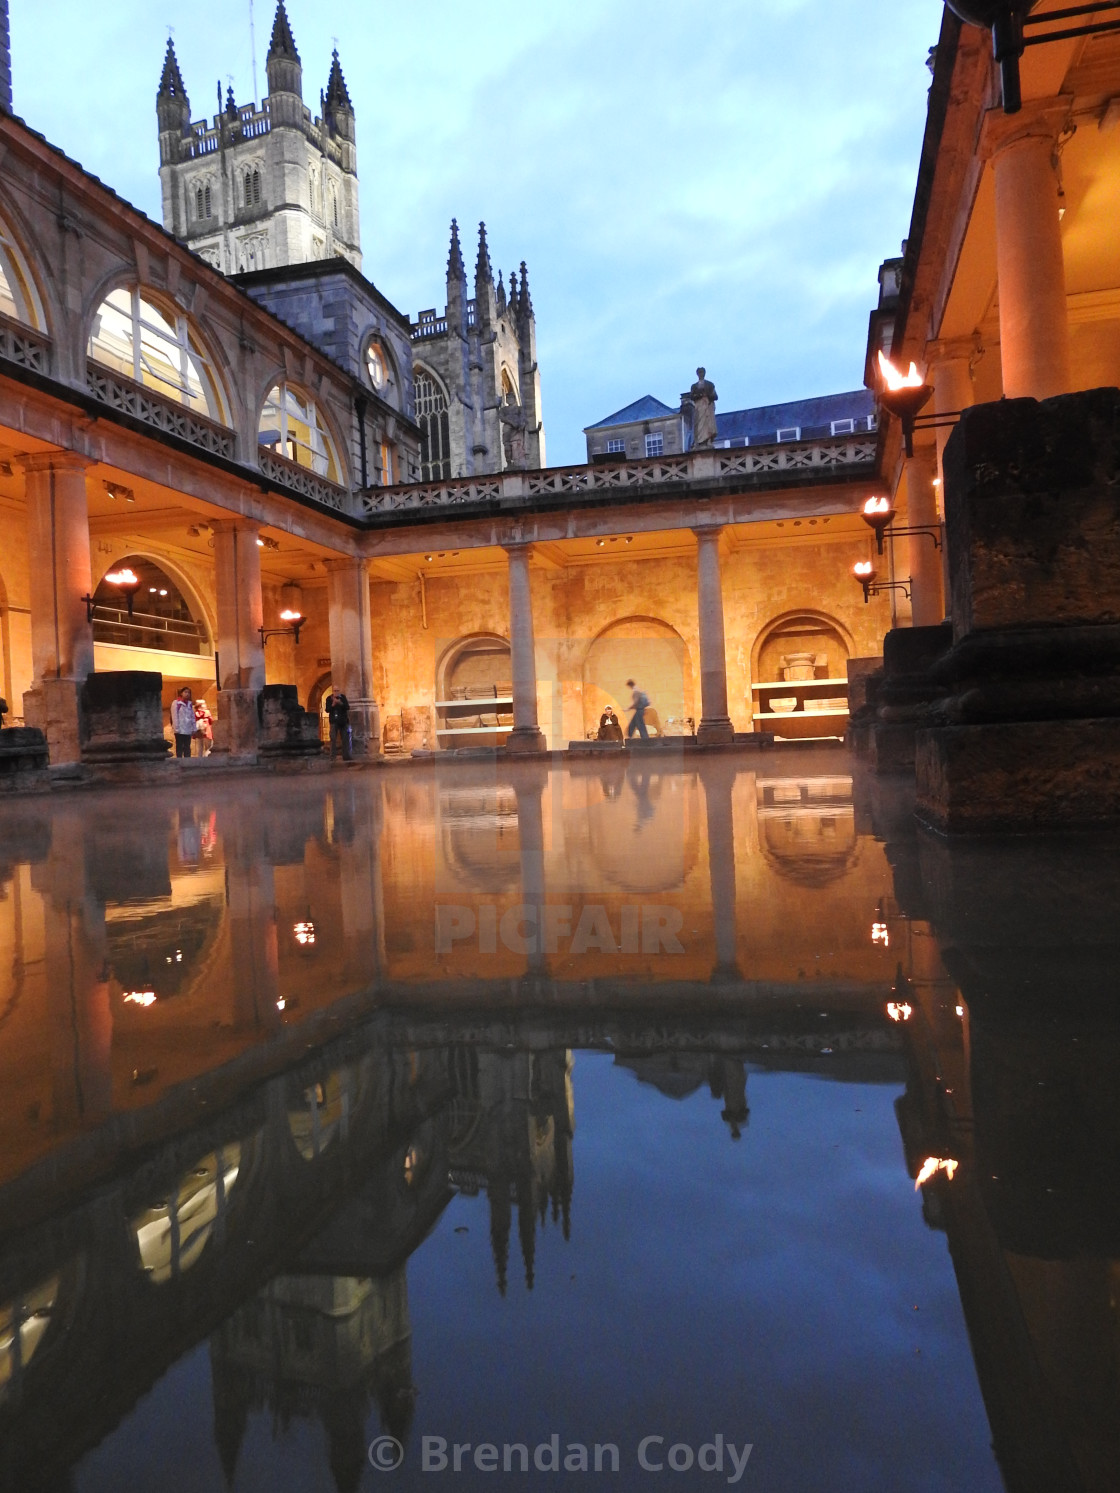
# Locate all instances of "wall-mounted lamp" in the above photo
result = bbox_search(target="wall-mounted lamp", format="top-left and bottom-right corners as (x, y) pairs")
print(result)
(947, 3), (1120, 116)
(860, 496), (944, 557)
(876, 352), (933, 457)
(259, 608), (305, 646)
(83, 566), (142, 623)
(852, 560), (912, 605)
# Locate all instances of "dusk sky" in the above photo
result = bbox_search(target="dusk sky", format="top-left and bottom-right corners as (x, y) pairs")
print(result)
(12, 0), (946, 465)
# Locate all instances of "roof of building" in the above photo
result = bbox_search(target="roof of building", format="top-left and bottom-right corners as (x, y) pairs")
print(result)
(717, 389), (874, 442)
(585, 395), (677, 431)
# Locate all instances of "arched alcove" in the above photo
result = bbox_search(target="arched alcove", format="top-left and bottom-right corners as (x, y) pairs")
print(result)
(582, 617), (693, 738)
(91, 555), (211, 657)
(435, 634), (514, 746)
(752, 609), (853, 685)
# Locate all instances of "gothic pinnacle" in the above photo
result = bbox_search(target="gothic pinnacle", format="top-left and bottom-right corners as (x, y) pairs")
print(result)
(268, 0), (300, 61)
(325, 48), (352, 110)
(519, 261), (533, 317)
(447, 218), (466, 281)
(158, 38), (186, 99)
(475, 222), (493, 287)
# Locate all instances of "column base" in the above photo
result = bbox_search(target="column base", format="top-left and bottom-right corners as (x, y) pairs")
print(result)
(696, 717), (735, 746)
(504, 726), (547, 755)
(212, 689), (259, 756)
(23, 680), (83, 765)
(349, 699), (382, 758)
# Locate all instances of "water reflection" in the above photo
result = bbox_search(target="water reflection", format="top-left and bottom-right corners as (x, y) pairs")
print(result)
(0, 757), (1116, 1490)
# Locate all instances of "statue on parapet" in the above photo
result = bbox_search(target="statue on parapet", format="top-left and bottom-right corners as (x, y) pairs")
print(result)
(689, 367), (719, 449)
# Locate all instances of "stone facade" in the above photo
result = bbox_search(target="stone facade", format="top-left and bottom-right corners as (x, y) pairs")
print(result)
(158, 5), (359, 275)
(409, 222), (545, 480)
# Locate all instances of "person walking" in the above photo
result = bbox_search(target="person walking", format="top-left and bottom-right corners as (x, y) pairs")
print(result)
(625, 679), (650, 741)
(327, 688), (353, 761)
(194, 698), (214, 757)
(170, 686), (197, 759)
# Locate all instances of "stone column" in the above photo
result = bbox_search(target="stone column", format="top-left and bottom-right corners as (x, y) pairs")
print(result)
(504, 543), (545, 754)
(984, 106), (1071, 400)
(693, 527), (734, 745)
(212, 519), (265, 755)
(905, 447), (945, 627)
(326, 557), (380, 756)
(929, 341), (975, 613)
(20, 453), (95, 763)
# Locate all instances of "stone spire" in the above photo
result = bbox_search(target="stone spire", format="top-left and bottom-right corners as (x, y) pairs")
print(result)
(156, 38), (191, 160)
(446, 218), (466, 282)
(325, 49), (352, 111)
(158, 38), (187, 101)
(268, 0), (300, 61)
(495, 268), (507, 315)
(518, 261), (533, 322)
(475, 222), (493, 289)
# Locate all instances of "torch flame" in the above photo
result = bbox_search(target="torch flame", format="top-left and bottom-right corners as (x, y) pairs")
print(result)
(878, 350), (925, 392)
(105, 568), (139, 587)
(863, 496), (892, 517)
(279, 609), (302, 623)
(886, 1001), (912, 1022)
(124, 990), (157, 1007)
(915, 1156), (958, 1190)
(853, 560), (874, 578)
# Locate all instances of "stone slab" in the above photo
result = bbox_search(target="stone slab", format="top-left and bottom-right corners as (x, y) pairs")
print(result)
(915, 717), (1120, 832)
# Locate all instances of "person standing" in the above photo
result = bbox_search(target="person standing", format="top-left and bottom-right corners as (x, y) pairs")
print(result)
(327, 689), (352, 761)
(625, 679), (650, 741)
(194, 698), (214, 757)
(170, 687), (197, 759)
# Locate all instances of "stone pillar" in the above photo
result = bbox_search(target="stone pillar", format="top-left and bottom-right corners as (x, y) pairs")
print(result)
(504, 543), (546, 754)
(326, 557), (380, 757)
(905, 447), (945, 627)
(984, 107), (1071, 400)
(929, 342), (975, 607)
(693, 527), (734, 744)
(20, 453), (95, 764)
(212, 519), (265, 755)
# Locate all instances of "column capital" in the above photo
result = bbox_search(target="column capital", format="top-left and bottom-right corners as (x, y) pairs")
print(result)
(691, 523), (725, 544)
(501, 539), (535, 559)
(323, 555), (369, 576)
(925, 335), (979, 368)
(979, 97), (1072, 162)
(16, 450), (96, 478)
(210, 516), (262, 537)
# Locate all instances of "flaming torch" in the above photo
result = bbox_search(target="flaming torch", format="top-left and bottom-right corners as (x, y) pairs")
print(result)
(877, 352), (933, 458)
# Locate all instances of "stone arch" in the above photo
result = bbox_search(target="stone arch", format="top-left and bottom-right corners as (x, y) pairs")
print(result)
(751, 608), (854, 686)
(0, 193), (50, 333)
(581, 616), (694, 738)
(91, 549), (216, 648)
(435, 631), (512, 702)
(256, 371), (348, 486)
(85, 278), (234, 427)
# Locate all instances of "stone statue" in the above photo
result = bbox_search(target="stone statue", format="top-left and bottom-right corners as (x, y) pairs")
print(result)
(500, 394), (528, 471)
(689, 366), (718, 449)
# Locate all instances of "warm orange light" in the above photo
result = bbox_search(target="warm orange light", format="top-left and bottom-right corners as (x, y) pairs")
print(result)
(886, 1001), (912, 1023)
(863, 496), (892, 518)
(124, 990), (157, 1007)
(293, 920), (316, 946)
(878, 350), (925, 391)
(279, 609), (302, 623)
(853, 560), (875, 579)
(915, 1157), (958, 1190)
(873, 921), (890, 947)
(105, 568), (140, 587)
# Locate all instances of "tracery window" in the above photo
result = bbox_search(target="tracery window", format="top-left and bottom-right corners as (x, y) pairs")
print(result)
(88, 286), (229, 422)
(414, 369), (451, 482)
(0, 220), (46, 328)
(258, 381), (342, 481)
(245, 168), (261, 207)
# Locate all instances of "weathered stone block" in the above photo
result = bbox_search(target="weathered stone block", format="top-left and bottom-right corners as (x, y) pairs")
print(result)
(213, 688), (259, 756)
(915, 718), (1120, 832)
(79, 671), (169, 763)
(943, 387), (1120, 639)
(0, 726), (49, 776)
(257, 684), (321, 756)
(845, 656), (882, 718)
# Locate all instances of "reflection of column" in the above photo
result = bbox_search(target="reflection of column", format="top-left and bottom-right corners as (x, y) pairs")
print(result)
(38, 815), (113, 1128)
(904, 448), (944, 627)
(20, 453), (95, 763)
(701, 762), (739, 978)
(513, 769), (547, 975)
(225, 814), (282, 1031)
(212, 520), (265, 754)
(985, 107), (1070, 400)
(504, 543), (545, 754)
(339, 779), (387, 980)
(693, 528), (734, 745)
(326, 558), (380, 756)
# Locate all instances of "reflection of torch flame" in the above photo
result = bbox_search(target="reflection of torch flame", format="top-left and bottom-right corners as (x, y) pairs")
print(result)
(124, 990), (157, 1007)
(878, 351), (925, 391)
(915, 1157), (958, 1190)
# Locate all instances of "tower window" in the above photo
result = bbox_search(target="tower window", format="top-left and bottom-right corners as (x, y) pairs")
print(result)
(413, 370), (451, 482)
(252, 169), (261, 205)
(332, 192), (339, 229)
(195, 187), (203, 220)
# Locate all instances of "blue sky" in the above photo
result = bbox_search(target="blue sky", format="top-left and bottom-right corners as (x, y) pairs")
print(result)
(11, 0), (945, 465)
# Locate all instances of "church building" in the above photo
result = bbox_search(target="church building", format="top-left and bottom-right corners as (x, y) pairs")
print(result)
(156, 2), (545, 483)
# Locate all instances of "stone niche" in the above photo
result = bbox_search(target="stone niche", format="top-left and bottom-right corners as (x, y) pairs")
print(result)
(79, 671), (170, 764)
(915, 387), (1120, 831)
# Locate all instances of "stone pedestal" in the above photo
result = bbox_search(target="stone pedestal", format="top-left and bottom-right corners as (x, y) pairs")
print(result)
(23, 679), (83, 765)
(213, 688), (260, 756)
(79, 671), (170, 763)
(916, 388), (1120, 831)
(257, 684), (321, 757)
(0, 726), (49, 777)
(855, 624), (951, 772)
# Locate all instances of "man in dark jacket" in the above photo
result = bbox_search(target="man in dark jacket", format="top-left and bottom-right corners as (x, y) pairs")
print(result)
(327, 690), (352, 761)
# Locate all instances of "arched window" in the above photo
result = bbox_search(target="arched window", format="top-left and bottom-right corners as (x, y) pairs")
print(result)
(259, 381), (342, 481)
(91, 556), (211, 656)
(332, 191), (339, 229)
(130, 1145), (241, 1283)
(204, 184), (212, 218)
(414, 369), (451, 482)
(0, 218), (46, 328)
(195, 186), (204, 220)
(252, 169), (261, 205)
(88, 286), (229, 423)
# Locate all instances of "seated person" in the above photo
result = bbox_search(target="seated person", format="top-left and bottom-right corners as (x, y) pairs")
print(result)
(597, 706), (624, 742)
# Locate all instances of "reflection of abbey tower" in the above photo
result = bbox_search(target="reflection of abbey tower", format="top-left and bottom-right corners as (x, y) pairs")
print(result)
(156, 3), (544, 483)
(448, 1047), (574, 1293)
